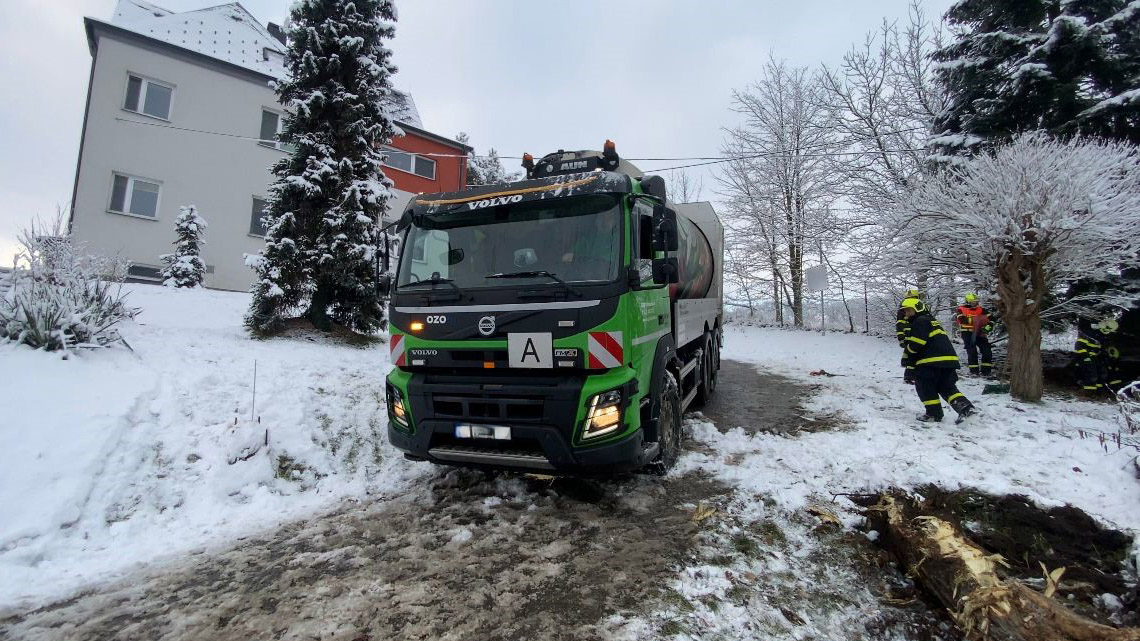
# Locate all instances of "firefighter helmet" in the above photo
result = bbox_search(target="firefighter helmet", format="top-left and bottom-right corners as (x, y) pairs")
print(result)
(900, 297), (926, 314)
(964, 293), (979, 304)
(905, 289), (921, 299)
(1095, 317), (1119, 334)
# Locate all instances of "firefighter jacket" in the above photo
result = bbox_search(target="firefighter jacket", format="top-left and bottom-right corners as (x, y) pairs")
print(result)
(1074, 322), (1102, 362)
(895, 309), (909, 347)
(955, 305), (991, 333)
(904, 312), (961, 369)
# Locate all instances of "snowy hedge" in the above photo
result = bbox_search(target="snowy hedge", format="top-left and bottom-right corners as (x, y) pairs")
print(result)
(0, 222), (135, 351)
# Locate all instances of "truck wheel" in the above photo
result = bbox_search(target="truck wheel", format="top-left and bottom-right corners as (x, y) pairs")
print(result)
(649, 370), (682, 475)
(708, 333), (720, 393)
(694, 334), (715, 406)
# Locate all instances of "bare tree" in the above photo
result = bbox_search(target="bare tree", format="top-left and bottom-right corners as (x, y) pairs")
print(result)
(815, 1), (952, 332)
(666, 169), (704, 203)
(720, 56), (842, 327)
(895, 134), (1140, 401)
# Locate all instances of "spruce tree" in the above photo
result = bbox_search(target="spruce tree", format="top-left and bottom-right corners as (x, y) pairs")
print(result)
(160, 205), (207, 288)
(930, 0), (1140, 161)
(455, 132), (485, 186)
(456, 132), (520, 186)
(246, 0), (399, 334)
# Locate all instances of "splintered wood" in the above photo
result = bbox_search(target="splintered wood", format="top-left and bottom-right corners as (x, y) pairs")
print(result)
(866, 494), (1140, 641)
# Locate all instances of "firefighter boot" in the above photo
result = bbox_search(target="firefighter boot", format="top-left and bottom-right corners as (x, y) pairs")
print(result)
(949, 396), (976, 424)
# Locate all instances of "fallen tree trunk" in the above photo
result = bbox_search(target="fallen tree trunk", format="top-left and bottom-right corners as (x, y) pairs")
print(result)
(866, 493), (1140, 641)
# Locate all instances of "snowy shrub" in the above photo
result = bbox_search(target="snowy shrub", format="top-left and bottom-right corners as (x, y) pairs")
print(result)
(0, 218), (135, 351)
(160, 205), (208, 288)
(1118, 381), (1140, 439)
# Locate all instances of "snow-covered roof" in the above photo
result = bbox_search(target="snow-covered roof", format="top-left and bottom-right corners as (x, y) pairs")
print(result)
(111, 0), (285, 77)
(106, 0), (423, 128)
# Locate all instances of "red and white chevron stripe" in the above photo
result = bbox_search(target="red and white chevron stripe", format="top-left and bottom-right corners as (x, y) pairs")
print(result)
(588, 331), (623, 369)
(390, 333), (406, 366)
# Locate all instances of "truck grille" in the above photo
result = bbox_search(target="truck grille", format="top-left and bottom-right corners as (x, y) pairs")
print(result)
(432, 394), (544, 422)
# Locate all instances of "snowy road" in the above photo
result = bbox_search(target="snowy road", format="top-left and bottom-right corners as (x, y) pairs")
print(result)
(1, 359), (955, 641)
(0, 471), (725, 641)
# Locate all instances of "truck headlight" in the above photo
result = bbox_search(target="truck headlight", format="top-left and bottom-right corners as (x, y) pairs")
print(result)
(584, 388), (623, 439)
(387, 381), (408, 428)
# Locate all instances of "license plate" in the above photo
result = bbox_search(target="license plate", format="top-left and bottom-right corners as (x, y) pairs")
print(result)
(455, 424), (512, 440)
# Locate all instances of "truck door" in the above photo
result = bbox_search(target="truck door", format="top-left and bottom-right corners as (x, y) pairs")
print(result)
(632, 199), (670, 356)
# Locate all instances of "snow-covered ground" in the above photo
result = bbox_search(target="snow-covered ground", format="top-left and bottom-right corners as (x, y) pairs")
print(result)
(2, 288), (1136, 639)
(615, 324), (1139, 639)
(697, 325), (1139, 530)
(0, 285), (423, 608)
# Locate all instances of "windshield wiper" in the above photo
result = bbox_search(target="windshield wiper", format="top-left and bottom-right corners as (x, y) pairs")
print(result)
(485, 271), (582, 297)
(399, 276), (471, 301)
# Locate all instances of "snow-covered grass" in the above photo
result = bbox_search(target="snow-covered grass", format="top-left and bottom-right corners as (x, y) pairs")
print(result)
(0, 284), (423, 609)
(618, 324), (1139, 640)
(694, 325), (1139, 531)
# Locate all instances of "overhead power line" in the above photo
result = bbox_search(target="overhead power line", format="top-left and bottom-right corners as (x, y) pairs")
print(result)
(115, 116), (932, 171)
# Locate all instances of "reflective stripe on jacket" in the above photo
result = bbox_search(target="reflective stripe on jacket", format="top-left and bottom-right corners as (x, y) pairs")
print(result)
(904, 312), (961, 369)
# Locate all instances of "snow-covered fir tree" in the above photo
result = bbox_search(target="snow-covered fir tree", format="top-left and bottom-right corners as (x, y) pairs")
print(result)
(246, 0), (399, 334)
(160, 205), (207, 288)
(456, 132), (519, 186)
(930, 0), (1140, 161)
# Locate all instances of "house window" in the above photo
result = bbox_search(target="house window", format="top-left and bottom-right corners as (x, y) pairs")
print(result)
(413, 155), (436, 180)
(383, 147), (436, 179)
(109, 173), (161, 218)
(250, 197), (269, 236)
(259, 109), (295, 152)
(384, 148), (413, 173)
(123, 74), (173, 120)
(127, 264), (163, 282)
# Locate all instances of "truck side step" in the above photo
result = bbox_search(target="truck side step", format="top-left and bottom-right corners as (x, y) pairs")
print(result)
(429, 445), (555, 471)
(681, 386), (699, 412)
(679, 357), (698, 380)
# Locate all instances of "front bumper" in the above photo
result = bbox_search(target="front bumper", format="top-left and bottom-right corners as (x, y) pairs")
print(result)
(387, 370), (648, 474)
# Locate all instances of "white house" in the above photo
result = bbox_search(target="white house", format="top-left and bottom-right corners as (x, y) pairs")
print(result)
(72, 0), (470, 291)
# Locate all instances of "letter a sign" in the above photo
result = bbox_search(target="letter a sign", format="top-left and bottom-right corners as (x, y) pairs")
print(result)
(508, 333), (553, 369)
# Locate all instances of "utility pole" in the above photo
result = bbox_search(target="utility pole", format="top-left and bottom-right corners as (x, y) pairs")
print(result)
(819, 239), (825, 335)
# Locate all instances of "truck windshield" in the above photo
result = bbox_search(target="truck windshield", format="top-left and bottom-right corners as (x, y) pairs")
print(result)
(397, 194), (622, 291)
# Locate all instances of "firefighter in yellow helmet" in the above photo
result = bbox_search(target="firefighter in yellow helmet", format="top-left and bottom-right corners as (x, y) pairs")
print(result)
(901, 297), (977, 423)
(1076, 316), (1123, 394)
(955, 293), (995, 376)
(896, 289), (921, 384)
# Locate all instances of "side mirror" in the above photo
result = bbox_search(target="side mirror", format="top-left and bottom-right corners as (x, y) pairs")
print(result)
(652, 257), (679, 285)
(652, 205), (679, 252)
(514, 248), (538, 267)
(641, 175), (668, 202)
(445, 248), (465, 265)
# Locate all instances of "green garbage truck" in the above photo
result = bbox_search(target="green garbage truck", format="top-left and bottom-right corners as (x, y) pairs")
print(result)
(384, 141), (723, 474)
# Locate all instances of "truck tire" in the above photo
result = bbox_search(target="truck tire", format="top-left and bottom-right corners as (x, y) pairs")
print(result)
(709, 331), (720, 392)
(694, 333), (715, 406)
(649, 369), (682, 475)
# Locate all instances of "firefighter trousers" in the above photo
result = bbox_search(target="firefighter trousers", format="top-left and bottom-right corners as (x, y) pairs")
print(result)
(914, 368), (973, 419)
(961, 332), (992, 375)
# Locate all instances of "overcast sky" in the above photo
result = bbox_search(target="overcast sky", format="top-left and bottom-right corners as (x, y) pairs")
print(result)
(0, 0), (955, 266)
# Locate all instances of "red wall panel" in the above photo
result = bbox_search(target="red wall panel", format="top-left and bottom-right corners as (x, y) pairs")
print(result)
(387, 133), (468, 194)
